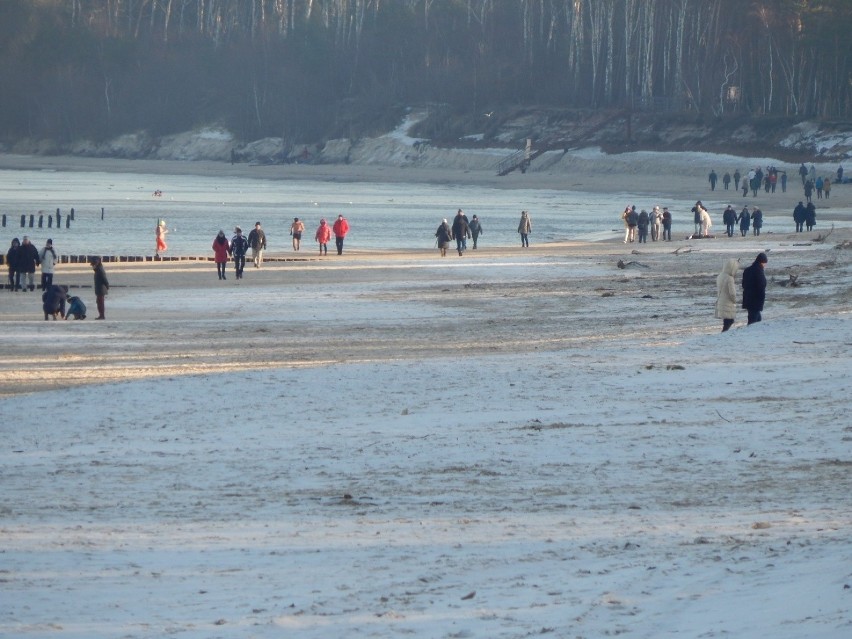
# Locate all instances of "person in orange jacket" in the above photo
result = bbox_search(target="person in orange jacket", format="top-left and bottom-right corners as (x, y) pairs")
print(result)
(315, 218), (331, 255)
(332, 214), (350, 255)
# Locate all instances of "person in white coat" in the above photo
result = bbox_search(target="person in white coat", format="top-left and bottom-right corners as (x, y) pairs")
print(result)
(715, 258), (739, 332)
(39, 239), (58, 291)
(699, 207), (713, 238)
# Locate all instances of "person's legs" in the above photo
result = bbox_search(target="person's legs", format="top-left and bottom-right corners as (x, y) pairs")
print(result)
(722, 318), (734, 332)
(336, 237), (344, 255)
(96, 295), (105, 319)
(747, 309), (761, 325)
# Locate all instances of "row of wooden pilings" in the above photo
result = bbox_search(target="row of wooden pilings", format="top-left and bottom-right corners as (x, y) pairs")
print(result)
(0, 209), (80, 230)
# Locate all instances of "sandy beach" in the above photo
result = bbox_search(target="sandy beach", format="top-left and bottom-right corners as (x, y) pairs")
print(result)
(2, 154), (851, 638)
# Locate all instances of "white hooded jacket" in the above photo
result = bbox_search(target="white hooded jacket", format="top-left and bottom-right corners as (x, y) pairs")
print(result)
(715, 259), (739, 320)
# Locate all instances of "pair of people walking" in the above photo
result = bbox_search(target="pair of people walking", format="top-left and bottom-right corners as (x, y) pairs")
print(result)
(715, 252), (768, 331)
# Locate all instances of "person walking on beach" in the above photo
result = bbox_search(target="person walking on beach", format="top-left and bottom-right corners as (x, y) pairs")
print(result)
(290, 217), (305, 251)
(621, 206), (632, 243)
(90, 257), (109, 320)
(661, 207), (672, 241)
(715, 259), (739, 332)
(733, 169), (741, 190)
(738, 206), (751, 237)
(230, 226), (249, 279)
(6, 238), (21, 291)
(155, 220), (168, 257)
(751, 208), (763, 236)
(722, 172), (731, 190)
(780, 171), (787, 192)
(39, 238), (57, 290)
(247, 222), (266, 267)
(212, 230), (230, 280)
(517, 210), (532, 248)
(332, 214), (350, 255)
(435, 218), (452, 257)
(469, 214), (483, 249)
(17, 236), (40, 292)
(742, 252), (768, 325)
(823, 177), (831, 199)
(452, 209), (470, 255)
(708, 170), (718, 191)
(315, 218), (331, 255)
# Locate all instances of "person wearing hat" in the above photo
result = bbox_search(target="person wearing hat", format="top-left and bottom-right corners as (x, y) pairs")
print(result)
(90, 257), (109, 319)
(435, 218), (452, 257)
(315, 218), (331, 256)
(741, 252), (768, 325)
(6, 238), (21, 291)
(155, 220), (168, 257)
(39, 238), (57, 290)
(230, 226), (249, 279)
(738, 206), (751, 236)
(212, 230), (230, 280)
(17, 236), (40, 292)
(247, 221), (266, 268)
(469, 214), (483, 249)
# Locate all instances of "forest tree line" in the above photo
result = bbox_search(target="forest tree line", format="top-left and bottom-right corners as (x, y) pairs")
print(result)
(1, 0), (850, 148)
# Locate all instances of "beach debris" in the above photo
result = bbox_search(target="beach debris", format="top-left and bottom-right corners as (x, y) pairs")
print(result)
(777, 274), (800, 287)
(617, 259), (650, 269)
(461, 591), (476, 600)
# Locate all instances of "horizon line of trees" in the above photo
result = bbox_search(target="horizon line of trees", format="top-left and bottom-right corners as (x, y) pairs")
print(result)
(1, 0), (849, 147)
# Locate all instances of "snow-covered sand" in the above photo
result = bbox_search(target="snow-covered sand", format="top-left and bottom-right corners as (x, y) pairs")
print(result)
(1, 152), (851, 638)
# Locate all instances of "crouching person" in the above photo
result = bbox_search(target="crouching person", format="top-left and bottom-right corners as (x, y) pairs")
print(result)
(66, 295), (87, 320)
(42, 284), (68, 320)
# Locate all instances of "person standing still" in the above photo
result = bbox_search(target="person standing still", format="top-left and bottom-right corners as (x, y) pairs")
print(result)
(17, 236), (40, 292)
(332, 215), (350, 255)
(247, 222), (266, 268)
(90, 257), (109, 320)
(661, 208), (672, 241)
(742, 252), (768, 325)
(518, 210), (532, 248)
(715, 259), (739, 332)
(39, 238), (57, 290)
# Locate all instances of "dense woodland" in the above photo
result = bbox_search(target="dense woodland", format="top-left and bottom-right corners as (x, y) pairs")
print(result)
(1, 0), (850, 149)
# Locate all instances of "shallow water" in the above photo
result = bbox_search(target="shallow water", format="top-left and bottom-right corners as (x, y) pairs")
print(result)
(0, 167), (832, 256)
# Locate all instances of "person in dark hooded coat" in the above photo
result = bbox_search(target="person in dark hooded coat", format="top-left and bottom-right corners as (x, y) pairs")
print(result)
(42, 284), (67, 320)
(742, 252), (768, 325)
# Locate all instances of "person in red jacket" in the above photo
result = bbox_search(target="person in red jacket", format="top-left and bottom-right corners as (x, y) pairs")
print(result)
(315, 218), (331, 255)
(212, 230), (230, 280)
(332, 214), (350, 255)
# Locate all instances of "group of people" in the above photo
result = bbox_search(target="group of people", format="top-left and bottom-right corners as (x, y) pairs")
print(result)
(715, 252), (768, 331)
(5, 235), (58, 292)
(210, 215), (351, 278)
(435, 209), (483, 256)
(720, 204), (764, 237)
(709, 167), (789, 196)
(792, 201), (818, 232)
(621, 205), (673, 243)
(434, 209), (535, 257)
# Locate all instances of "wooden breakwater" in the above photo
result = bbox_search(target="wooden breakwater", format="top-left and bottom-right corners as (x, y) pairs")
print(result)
(0, 255), (314, 265)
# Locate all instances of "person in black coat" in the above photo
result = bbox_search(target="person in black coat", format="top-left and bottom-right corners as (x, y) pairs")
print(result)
(451, 210), (470, 256)
(17, 236), (40, 292)
(6, 237), (21, 291)
(742, 252), (768, 325)
(722, 205), (737, 237)
(805, 203), (817, 231)
(42, 284), (67, 320)
(793, 202), (807, 232)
